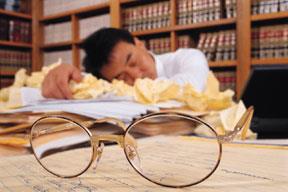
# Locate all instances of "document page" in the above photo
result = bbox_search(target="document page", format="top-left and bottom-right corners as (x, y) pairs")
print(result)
(0, 136), (287, 192)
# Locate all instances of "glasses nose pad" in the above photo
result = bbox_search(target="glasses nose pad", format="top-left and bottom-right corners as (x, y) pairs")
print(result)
(92, 142), (104, 170)
(125, 144), (143, 172)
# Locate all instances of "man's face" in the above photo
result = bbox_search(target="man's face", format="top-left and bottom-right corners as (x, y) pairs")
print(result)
(100, 40), (157, 85)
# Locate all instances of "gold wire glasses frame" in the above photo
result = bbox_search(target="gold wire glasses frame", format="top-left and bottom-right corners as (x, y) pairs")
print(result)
(30, 106), (254, 188)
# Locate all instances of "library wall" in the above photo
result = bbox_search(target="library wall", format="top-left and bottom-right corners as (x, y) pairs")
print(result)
(0, 0), (32, 88)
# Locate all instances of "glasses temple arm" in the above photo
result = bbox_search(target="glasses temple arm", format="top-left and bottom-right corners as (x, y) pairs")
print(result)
(219, 106), (254, 143)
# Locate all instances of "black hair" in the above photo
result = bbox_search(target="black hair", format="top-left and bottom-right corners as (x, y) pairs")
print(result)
(82, 27), (135, 78)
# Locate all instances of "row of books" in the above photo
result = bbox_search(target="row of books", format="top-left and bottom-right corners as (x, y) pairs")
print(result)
(225, 0), (237, 18)
(79, 14), (110, 40)
(44, 22), (71, 44)
(252, 24), (288, 59)
(177, 0), (226, 25)
(0, 77), (14, 88)
(122, 1), (170, 32)
(213, 70), (236, 92)
(178, 35), (193, 48)
(0, 0), (31, 14)
(43, 0), (109, 16)
(0, 49), (31, 72)
(197, 30), (236, 61)
(143, 37), (171, 55)
(44, 50), (72, 66)
(252, 0), (288, 15)
(0, 17), (31, 43)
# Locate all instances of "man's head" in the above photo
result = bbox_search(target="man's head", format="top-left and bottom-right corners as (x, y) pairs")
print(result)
(82, 28), (157, 85)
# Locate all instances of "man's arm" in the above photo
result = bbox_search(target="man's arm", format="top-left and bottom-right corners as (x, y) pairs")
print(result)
(157, 48), (209, 92)
(42, 64), (83, 99)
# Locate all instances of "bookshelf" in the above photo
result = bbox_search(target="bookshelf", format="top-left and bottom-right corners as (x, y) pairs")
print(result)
(0, 1), (32, 88)
(1, 0), (287, 98)
(0, 9), (32, 20)
(0, 40), (32, 48)
(31, 0), (112, 70)
(252, 58), (288, 66)
(251, 11), (288, 22)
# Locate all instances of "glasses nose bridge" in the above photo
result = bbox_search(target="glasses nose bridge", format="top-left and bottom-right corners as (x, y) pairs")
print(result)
(88, 118), (128, 149)
(91, 134), (125, 148)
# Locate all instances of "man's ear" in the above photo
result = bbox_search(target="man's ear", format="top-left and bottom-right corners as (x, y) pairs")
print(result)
(134, 37), (146, 50)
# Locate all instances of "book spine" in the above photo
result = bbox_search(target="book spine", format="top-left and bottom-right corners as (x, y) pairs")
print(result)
(122, 1), (171, 32)
(196, 30), (236, 62)
(252, 24), (288, 59)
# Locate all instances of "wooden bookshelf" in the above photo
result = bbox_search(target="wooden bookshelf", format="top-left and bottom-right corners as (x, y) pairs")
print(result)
(174, 18), (236, 31)
(209, 61), (237, 68)
(132, 27), (172, 36)
(236, 0), (251, 98)
(0, 40), (32, 48)
(26, 0), (288, 99)
(251, 11), (288, 22)
(0, 9), (32, 20)
(252, 58), (288, 66)
(0, 6), (32, 87)
(119, 0), (134, 4)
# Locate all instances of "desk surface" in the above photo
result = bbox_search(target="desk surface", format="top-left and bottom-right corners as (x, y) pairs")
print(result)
(0, 138), (287, 192)
(0, 145), (29, 157)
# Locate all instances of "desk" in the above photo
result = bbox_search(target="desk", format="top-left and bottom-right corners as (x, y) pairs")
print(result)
(0, 145), (29, 157)
(0, 137), (287, 192)
(0, 112), (288, 191)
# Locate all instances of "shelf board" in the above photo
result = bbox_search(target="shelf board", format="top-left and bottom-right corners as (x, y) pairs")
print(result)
(40, 2), (110, 22)
(0, 9), (32, 20)
(41, 41), (73, 49)
(132, 27), (172, 36)
(209, 60), (237, 68)
(0, 71), (16, 76)
(0, 40), (32, 48)
(174, 18), (236, 31)
(251, 11), (288, 22)
(252, 58), (288, 65)
(120, 0), (137, 5)
(75, 40), (83, 45)
(120, 0), (135, 3)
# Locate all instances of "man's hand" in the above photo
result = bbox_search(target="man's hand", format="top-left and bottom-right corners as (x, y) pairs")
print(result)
(42, 64), (83, 99)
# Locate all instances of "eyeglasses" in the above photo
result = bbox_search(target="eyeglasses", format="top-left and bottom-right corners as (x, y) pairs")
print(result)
(30, 106), (254, 188)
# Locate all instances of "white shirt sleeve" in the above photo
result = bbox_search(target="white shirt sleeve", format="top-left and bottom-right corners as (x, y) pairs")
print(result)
(156, 48), (209, 92)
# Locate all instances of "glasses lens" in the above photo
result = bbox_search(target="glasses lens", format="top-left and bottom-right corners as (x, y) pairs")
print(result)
(124, 113), (221, 187)
(30, 117), (93, 177)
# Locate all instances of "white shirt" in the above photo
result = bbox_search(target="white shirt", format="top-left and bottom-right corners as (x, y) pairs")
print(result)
(154, 48), (209, 92)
